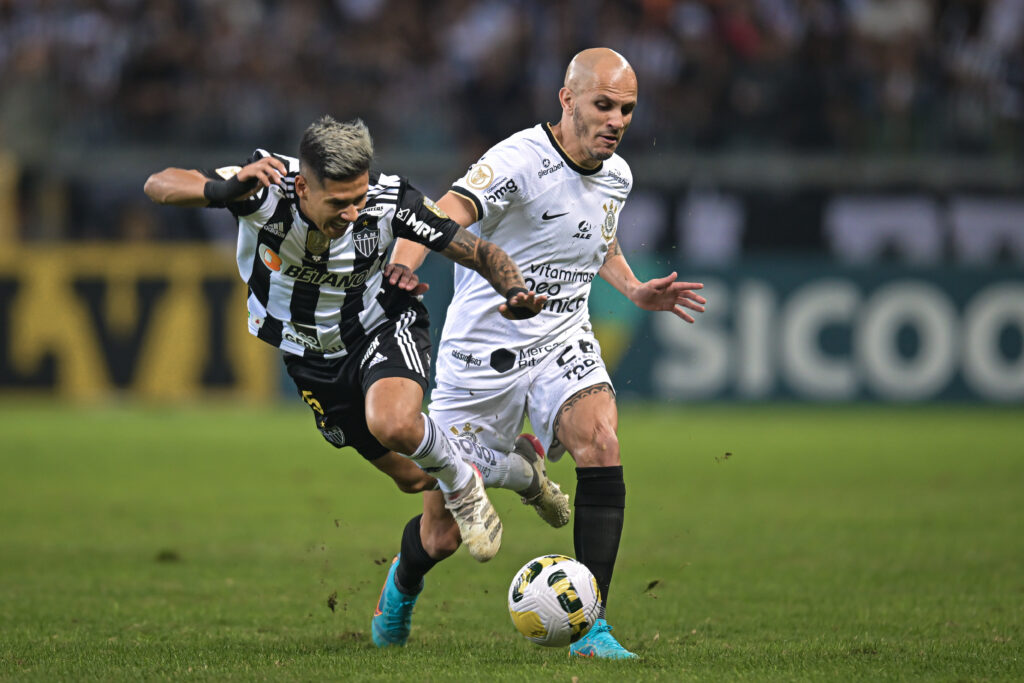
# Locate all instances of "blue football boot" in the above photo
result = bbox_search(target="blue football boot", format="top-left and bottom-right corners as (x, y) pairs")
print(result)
(569, 618), (638, 659)
(371, 555), (421, 647)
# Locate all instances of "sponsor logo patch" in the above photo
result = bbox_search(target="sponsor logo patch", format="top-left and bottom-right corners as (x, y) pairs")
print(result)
(451, 349), (483, 367)
(490, 348), (517, 373)
(360, 204), (388, 217)
(282, 264), (369, 288)
(395, 208), (445, 242)
(422, 197), (449, 219)
(484, 178), (518, 203)
(215, 165), (242, 180)
(262, 221), (286, 237)
(259, 244), (282, 271)
(538, 158), (565, 178)
(360, 336), (381, 367)
(466, 163), (494, 190)
(606, 168), (630, 189)
(306, 228), (330, 256)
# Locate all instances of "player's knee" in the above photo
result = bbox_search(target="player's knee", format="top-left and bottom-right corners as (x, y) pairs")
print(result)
(367, 412), (422, 455)
(574, 424), (620, 467)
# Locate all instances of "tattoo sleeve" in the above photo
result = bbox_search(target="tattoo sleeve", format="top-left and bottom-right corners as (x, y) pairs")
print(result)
(441, 227), (526, 296)
(603, 237), (623, 264)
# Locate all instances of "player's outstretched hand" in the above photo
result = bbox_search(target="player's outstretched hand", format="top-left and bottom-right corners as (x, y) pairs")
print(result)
(235, 157), (289, 197)
(383, 263), (429, 296)
(630, 272), (706, 323)
(499, 289), (548, 320)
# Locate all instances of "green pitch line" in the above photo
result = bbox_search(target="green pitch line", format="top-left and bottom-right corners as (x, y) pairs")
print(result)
(0, 403), (1021, 681)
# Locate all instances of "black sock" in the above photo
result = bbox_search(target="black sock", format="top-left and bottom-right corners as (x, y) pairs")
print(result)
(573, 466), (625, 616)
(395, 514), (436, 594)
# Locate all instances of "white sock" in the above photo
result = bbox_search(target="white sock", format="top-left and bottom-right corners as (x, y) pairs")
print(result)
(449, 438), (536, 493)
(410, 414), (474, 494)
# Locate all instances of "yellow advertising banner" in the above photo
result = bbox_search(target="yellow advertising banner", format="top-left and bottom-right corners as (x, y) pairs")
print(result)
(0, 244), (278, 401)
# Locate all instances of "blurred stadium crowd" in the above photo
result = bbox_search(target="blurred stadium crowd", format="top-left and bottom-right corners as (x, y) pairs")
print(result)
(3, 0), (1023, 155)
(1, 0), (1022, 245)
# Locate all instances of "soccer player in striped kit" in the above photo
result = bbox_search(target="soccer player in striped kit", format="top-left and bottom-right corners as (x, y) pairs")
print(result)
(144, 115), (553, 563)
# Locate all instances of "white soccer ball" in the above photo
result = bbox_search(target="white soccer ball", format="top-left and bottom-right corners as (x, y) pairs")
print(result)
(507, 554), (601, 647)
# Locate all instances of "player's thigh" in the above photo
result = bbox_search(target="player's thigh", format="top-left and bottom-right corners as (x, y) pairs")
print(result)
(527, 333), (619, 465)
(360, 305), (433, 450)
(549, 383), (619, 466)
(283, 353), (393, 461)
(428, 378), (529, 454)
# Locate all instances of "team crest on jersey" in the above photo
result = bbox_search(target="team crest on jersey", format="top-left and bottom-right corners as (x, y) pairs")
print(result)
(353, 222), (380, 257)
(601, 201), (619, 243)
(466, 163), (494, 190)
(306, 229), (330, 258)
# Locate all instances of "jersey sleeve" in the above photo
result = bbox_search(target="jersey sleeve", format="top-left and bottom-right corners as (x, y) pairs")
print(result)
(200, 149), (271, 217)
(449, 140), (528, 224)
(392, 180), (460, 251)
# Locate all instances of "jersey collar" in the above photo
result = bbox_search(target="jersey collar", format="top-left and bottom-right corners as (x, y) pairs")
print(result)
(543, 123), (602, 176)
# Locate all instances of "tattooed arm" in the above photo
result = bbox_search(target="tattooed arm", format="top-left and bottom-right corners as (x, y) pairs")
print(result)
(598, 237), (708, 323)
(441, 227), (547, 319)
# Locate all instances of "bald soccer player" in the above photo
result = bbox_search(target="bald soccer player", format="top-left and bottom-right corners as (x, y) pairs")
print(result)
(369, 49), (707, 657)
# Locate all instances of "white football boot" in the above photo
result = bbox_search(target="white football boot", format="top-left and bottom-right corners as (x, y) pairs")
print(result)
(514, 434), (571, 528)
(444, 464), (502, 562)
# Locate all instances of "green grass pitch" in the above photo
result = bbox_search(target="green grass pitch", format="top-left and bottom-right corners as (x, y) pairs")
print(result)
(1, 402), (1021, 681)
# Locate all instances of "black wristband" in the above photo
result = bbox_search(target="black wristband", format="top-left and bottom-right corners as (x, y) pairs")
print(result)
(504, 286), (537, 319)
(203, 175), (259, 205)
(504, 286), (528, 300)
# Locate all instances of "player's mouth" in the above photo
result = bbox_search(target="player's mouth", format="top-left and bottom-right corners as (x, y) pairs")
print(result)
(597, 132), (619, 146)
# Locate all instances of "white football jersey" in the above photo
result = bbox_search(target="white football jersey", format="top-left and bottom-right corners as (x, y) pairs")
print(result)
(435, 123), (633, 389)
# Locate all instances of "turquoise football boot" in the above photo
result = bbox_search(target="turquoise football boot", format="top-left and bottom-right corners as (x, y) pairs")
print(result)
(569, 618), (638, 659)
(371, 555), (421, 647)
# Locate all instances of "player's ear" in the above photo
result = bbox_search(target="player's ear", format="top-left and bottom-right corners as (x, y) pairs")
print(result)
(559, 87), (574, 115)
(295, 174), (308, 199)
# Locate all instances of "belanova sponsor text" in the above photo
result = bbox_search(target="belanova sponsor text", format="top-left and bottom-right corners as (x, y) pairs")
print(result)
(282, 265), (369, 288)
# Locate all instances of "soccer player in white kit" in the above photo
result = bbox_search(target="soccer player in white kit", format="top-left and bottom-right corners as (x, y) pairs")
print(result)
(372, 48), (706, 657)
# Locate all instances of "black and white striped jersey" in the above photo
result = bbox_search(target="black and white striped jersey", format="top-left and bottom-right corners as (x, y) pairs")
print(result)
(203, 149), (459, 359)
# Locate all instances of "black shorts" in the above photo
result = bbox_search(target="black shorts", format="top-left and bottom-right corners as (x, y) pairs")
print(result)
(283, 302), (432, 460)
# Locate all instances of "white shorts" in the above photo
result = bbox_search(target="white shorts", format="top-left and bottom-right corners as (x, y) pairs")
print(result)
(428, 330), (613, 454)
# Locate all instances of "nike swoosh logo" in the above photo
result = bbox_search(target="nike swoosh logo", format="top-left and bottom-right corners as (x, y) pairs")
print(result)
(542, 210), (569, 220)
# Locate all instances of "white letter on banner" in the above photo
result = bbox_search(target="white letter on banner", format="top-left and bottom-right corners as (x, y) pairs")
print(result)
(857, 282), (957, 400)
(781, 280), (859, 399)
(736, 281), (775, 398)
(653, 278), (729, 399)
(963, 283), (1024, 401)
